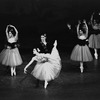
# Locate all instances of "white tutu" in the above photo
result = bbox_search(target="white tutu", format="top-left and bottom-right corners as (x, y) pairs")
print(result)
(0, 48), (23, 67)
(70, 44), (93, 62)
(89, 34), (100, 49)
(31, 46), (61, 81)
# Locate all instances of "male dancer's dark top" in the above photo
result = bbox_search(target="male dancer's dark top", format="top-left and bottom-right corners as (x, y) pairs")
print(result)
(37, 41), (53, 53)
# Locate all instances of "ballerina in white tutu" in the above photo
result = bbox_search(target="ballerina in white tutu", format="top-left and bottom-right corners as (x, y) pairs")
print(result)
(24, 40), (61, 89)
(88, 12), (100, 59)
(70, 20), (93, 73)
(0, 25), (23, 76)
(34, 33), (53, 87)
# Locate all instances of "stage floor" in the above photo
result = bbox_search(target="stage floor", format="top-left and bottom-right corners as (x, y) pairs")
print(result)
(0, 53), (100, 100)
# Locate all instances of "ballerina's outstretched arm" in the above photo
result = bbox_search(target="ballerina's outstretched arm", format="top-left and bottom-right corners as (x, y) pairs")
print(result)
(24, 57), (36, 74)
(5, 25), (9, 40)
(9, 25), (18, 41)
(83, 19), (88, 38)
(77, 20), (81, 38)
(14, 26), (18, 41)
(11, 25), (18, 41)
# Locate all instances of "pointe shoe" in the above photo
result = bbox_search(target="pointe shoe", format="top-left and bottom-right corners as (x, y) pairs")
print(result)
(13, 68), (16, 76)
(11, 73), (13, 76)
(11, 68), (14, 76)
(80, 66), (84, 73)
(44, 81), (48, 89)
(14, 71), (16, 76)
(94, 53), (98, 59)
(11, 71), (14, 76)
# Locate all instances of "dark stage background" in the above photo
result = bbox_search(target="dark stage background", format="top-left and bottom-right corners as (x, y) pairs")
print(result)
(0, 0), (100, 53)
(0, 1), (100, 100)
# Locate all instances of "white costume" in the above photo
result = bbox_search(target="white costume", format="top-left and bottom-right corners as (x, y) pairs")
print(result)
(0, 38), (22, 66)
(89, 13), (100, 49)
(24, 40), (61, 88)
(31, 40), (61, 81)
(70, 20), (93, 73)
(88, 12), (100, 59)
(89, 33), (100, 49)
(0, 25), (23, 76)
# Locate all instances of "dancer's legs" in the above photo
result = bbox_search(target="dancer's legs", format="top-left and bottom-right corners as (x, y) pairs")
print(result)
(94, 49), (98, 59)
(44, 80), (48, 89)
(80, 62), (84, 73)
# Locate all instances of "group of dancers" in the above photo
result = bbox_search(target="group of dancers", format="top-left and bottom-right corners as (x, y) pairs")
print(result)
(69, 12), (100, 73)
(0, 26), (61, 89)
(0, 12), (100, 89)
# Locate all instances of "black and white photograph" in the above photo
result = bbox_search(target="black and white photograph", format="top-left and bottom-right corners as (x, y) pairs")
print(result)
(0, 0), (100, 100)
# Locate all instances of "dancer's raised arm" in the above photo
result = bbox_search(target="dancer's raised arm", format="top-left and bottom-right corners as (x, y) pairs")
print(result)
(5, 25), (9, 40)
(10, 25), (18, 40)
(90, 13), (94, 26)
(13, 25), (18, 41)
(77, 21), (80, 37)
(83, 20), (88, 38)
(90, 13), (98, 30)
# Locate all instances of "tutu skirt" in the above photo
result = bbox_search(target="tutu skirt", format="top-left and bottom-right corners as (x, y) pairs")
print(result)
(70, 44), (93, 62)
(31, 46), (61, 81)
(89, 34), (100, 49)
(0, 48), (23, 67)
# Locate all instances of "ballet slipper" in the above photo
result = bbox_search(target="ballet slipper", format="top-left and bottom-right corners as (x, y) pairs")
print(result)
(80, 62), (84, 73)
(94, 53), (98, 59)
(80, 65), (84, 73)
(44, 81), (48, 89)
(13, 68), (16, 76)
(11, 67), (14, 76)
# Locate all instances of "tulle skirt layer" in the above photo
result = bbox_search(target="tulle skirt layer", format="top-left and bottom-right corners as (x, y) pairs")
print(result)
(0, 48), (23, 67)
(89, 34), (100, 49)
(70, 44), (93, 62)
(31, 47), (61, 81)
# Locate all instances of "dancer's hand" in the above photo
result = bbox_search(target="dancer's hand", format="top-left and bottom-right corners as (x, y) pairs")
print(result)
(86, 39), (88, 41)
(37, 48), (40, 52)
(7, 46), (11, 49)
(9, 24), (14, 28)
(24, 68), (27, 74)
